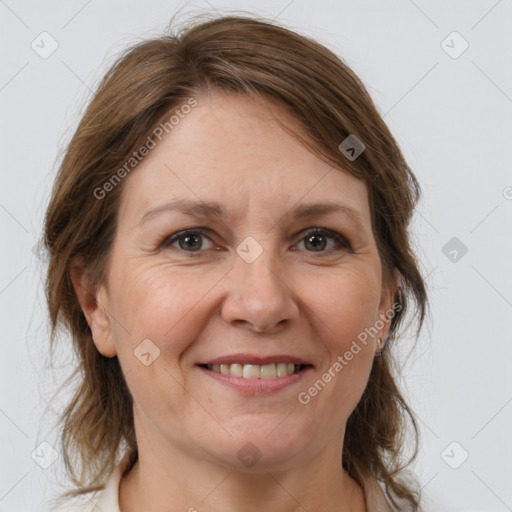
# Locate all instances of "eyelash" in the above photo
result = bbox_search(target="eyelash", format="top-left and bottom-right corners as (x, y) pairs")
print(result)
(160, 227), (352, 256)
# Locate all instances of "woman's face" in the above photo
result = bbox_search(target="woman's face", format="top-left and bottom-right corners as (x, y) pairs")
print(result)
(83, 91), (397, 472)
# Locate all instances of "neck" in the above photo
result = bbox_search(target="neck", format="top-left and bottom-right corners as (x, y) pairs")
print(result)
(119, 413), (366, 512)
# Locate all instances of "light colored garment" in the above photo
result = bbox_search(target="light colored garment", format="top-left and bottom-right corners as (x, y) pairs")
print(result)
(56, 461), (402, 512)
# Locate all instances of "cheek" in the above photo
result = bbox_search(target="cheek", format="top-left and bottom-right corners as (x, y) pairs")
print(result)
(107, 266), (210, 434)
(302, 267), (380, 405)
(108, 263), (223, 381)
(305, 264), (381, 347)
(329, 287), (380, 351)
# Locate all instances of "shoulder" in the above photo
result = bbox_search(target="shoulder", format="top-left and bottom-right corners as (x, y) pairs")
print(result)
(49, 461), (125, 512)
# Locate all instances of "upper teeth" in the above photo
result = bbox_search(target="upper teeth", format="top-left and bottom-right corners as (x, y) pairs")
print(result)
(207, 363), (299, 379)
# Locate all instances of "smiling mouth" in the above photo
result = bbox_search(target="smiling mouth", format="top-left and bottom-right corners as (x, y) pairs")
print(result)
(198, 363), (311, 379)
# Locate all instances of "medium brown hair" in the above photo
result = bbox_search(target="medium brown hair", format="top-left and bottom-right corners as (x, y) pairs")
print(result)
(44, 12), (427, 510)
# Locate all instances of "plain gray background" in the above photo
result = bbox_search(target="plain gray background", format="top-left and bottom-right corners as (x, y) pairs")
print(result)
(1, 0), (511, 510)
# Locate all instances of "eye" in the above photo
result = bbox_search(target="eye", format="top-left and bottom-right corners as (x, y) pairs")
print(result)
(162, 229), (215, 253)
(160, 227), (352, 256)
(294, 228), (352, 253)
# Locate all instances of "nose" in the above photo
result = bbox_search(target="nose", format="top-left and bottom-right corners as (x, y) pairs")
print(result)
(220, 247), (299, 334)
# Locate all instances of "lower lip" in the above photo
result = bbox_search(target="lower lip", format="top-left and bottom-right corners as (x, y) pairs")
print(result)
(197, 365), (312, 394)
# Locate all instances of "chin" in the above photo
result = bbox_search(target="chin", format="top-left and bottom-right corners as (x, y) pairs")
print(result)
(198, 420), (315, 473)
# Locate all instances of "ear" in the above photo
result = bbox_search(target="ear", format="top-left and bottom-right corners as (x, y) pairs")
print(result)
(69, 257), (117, 358)
(376, 268), (402, 342)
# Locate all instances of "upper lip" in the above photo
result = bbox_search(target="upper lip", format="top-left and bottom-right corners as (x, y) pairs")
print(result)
(198, 354), (313, 366)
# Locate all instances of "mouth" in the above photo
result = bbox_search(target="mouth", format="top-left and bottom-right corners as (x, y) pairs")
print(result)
(197, 354), (313, 378)
(198, 362), (310, 379)
(196, 355), (314, 394)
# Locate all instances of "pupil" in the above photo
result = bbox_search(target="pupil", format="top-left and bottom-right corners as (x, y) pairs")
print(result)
(306, 234), (325, 251)
(180, 234), (201, 251)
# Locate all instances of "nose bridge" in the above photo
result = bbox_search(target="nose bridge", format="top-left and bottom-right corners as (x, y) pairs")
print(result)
(239, 241), (282, 295)
(221, 234), (298, 333)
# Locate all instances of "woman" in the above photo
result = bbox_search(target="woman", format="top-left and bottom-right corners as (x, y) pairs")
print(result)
(45, 14), (427, 512)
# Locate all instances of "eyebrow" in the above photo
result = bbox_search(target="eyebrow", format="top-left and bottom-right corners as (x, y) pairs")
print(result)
(136, 199), (364, 228)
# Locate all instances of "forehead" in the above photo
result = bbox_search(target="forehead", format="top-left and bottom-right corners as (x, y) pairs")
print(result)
(118, 91), (370, 226)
